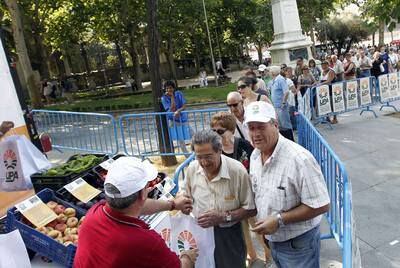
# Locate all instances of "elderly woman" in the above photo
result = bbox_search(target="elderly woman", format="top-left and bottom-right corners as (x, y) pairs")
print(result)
(237, 76), (271, 107)
(343, 53), (356, 80)
(210, 112), (272, 266)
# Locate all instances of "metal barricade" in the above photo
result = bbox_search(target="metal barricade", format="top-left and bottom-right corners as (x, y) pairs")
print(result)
(32, 110), (119, 154)
(119, 108), (226, 157)
(375, 72), (400, 112)
(297, 112), (352, 267)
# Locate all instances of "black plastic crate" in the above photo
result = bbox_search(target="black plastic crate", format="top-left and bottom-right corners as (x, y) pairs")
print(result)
(31, 154), (108, 192)
(6, 188), (85, 268)
(92, 153), (126, 182)
(55, 173), (105, 212)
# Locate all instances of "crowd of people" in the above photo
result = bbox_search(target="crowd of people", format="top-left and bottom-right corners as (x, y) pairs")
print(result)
(74, 65), (331, 267)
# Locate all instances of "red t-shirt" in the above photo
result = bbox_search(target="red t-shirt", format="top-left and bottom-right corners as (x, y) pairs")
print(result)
(74, 201), (180, 268)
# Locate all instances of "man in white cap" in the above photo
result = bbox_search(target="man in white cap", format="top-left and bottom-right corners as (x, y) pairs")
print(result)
(74, 157), (197, 268)
(244, 101), (330, 268)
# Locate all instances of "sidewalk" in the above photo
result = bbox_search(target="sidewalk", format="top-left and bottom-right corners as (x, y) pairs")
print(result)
(316, 101), (400, 268)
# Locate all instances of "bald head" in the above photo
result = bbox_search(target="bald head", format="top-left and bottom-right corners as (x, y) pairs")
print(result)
(226, 91), (244, 121)
(227, 91), (242, 102)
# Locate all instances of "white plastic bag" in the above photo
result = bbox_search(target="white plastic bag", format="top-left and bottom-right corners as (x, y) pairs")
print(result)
(0, 135), (51, 191)
(0, 230), (31, 268)
(170, 213), (215, 268)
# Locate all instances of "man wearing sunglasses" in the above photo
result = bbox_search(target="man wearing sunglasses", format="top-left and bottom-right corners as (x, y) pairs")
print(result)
(226, 92), (250, 142)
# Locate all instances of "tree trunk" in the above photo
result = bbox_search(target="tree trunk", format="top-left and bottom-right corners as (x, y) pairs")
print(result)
(255, 40), (263, 63)
(80, 43), (91, 74)
(128, 35), (143, 91)
(194, 37), (201, 74)
(378, 20), (385, 47)
(372, 31), (375, 46)
(115, 41), (125, 71)
(167, 32), (178, 86)
(309, 28), (316, 58)
(146, 0), (177, 166)
(63, 51), (72, 76)
(5, 0), (42, 108)
(30, 12), (50, 79)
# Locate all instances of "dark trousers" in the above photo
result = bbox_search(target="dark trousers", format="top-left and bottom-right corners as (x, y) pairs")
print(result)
(280, 129), (294, 141)
(214, 222), (246, 268)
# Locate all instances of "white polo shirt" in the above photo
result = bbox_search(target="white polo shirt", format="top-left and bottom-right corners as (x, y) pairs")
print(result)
(249, 135), (330, 242)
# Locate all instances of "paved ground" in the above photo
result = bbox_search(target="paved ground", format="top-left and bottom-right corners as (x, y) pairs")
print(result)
(315, 101), (400, 268)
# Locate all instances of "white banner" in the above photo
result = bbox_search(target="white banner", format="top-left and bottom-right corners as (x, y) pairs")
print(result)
(332, 83), (345, 113)
(316, 85), (332, 116)
(346, 81), (359, 110)
(388, 72), (399, 98)
(378, 75), (391, 101)
(359, 77), (372, 106)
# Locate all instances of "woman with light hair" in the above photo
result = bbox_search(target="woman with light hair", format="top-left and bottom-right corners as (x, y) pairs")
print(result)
(371, 51), (383, 79)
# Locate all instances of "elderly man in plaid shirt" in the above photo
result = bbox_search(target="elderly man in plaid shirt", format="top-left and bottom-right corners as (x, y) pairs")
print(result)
(245, 101), (330, 268)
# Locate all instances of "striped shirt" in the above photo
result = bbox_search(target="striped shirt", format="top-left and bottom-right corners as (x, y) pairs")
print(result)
(185, 154), (255, 227)
(250, 135), (330, 242)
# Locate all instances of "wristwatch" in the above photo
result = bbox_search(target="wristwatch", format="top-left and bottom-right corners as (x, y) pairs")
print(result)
(225, 211), (232, 223)
(276, 213), (285, 228)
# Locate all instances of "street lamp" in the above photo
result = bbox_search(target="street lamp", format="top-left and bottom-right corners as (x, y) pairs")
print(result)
(201, 0), (218, 87)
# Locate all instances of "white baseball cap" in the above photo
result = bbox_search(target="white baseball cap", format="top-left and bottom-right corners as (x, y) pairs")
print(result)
(244, 101), (276, 125)
(258, 64), (267, 71)
(104, 157), (158, 198)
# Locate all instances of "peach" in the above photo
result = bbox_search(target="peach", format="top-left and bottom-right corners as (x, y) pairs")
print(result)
(64, 227), (78, 236)
(47, 230), (61, 239)
(56, 213), (68, 223)
(54, 205), (65, 215)
(63, 241), (74, 246)
(35, 226), (48, 234)
(63, 234), (74, 242)
(46, 201), (58, 210)
(55, 223), (67, 233)
(64, 208), (76, 218)
(46, 220), (57, 228)
(66, 217), (78, 228)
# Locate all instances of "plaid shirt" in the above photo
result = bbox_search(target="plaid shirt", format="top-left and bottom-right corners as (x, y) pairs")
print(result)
(250, 135), (330, 242)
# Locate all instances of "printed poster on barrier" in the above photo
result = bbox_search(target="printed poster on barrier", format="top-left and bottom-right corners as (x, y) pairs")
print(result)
(388, 73), (400, 98)
(332, 83), (345, 113)
(170, 214), (215, 268)
(316, 85), (331, 116)
(346, 81), (359, 110)
(378, 75), (390, 101)
(359, 77), (372, 105)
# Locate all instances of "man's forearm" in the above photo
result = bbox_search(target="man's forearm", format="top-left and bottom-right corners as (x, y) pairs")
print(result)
(141, 199), (172, 215)
(230, 208), (256, 222)
(281, 203), (329, 225)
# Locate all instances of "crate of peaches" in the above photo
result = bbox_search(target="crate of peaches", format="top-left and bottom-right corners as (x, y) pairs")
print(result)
(6, 188), (86, 268)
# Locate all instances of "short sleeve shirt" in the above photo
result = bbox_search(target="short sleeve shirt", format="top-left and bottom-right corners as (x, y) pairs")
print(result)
(161, 91), (188, 122)
(74, 201), (180, 268)
(185, 154), (255, 227)
(271, 75), (288, 108)
(249, 135), (330, 242)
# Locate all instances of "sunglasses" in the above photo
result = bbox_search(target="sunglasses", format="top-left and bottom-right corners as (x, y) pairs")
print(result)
(237, 84), (247, 90)
(227, 102), (240, 108)
(212, 128), (227, 135)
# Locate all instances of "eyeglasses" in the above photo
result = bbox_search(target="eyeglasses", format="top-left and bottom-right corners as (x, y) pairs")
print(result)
(237, 84), (247, 90)
(227, 102), (240, 108)
(212, 128), (227, 135)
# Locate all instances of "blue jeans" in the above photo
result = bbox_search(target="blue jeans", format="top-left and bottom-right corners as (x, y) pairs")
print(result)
(359, 69), (371, 78)
(269, 226), (321, 268)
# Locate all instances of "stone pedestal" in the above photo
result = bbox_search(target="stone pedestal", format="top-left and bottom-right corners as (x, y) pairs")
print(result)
(269, 0), (312, 65)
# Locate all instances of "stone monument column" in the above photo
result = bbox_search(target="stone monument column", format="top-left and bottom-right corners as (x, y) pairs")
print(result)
(269, 0), (312, 65)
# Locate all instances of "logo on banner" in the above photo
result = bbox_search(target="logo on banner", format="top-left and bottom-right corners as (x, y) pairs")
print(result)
(347, 85), (357, 101)
(333, 85), (343, 103)
(177, 230), (198, 252)
(361, 81), (369, 96)
(3, 149), (19, 182)
(319, 87), (329, 106)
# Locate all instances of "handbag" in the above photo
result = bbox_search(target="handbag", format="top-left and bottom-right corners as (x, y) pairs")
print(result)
(380, 63), (385, 73)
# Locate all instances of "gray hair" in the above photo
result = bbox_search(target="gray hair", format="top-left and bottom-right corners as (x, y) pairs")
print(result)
(104, 183), (140, 209)
(191, 129), (222, 152)
(227, 91), (242, 102)
(269, 66), (281, 76)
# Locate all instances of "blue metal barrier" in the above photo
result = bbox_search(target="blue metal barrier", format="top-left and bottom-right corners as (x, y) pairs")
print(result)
(32, 110), (119, 154)
(172, 153), (195, 195)
(119, 108), (226, 157)
(297, 112), (352, 267)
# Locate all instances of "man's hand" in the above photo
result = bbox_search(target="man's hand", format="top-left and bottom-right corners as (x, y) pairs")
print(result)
(0, 121), (14, 136)
(180, 249), (199, 265)
(250, 215), (279, 235)
(174, 194), (193, 214)
(197, 210), (224, 228)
